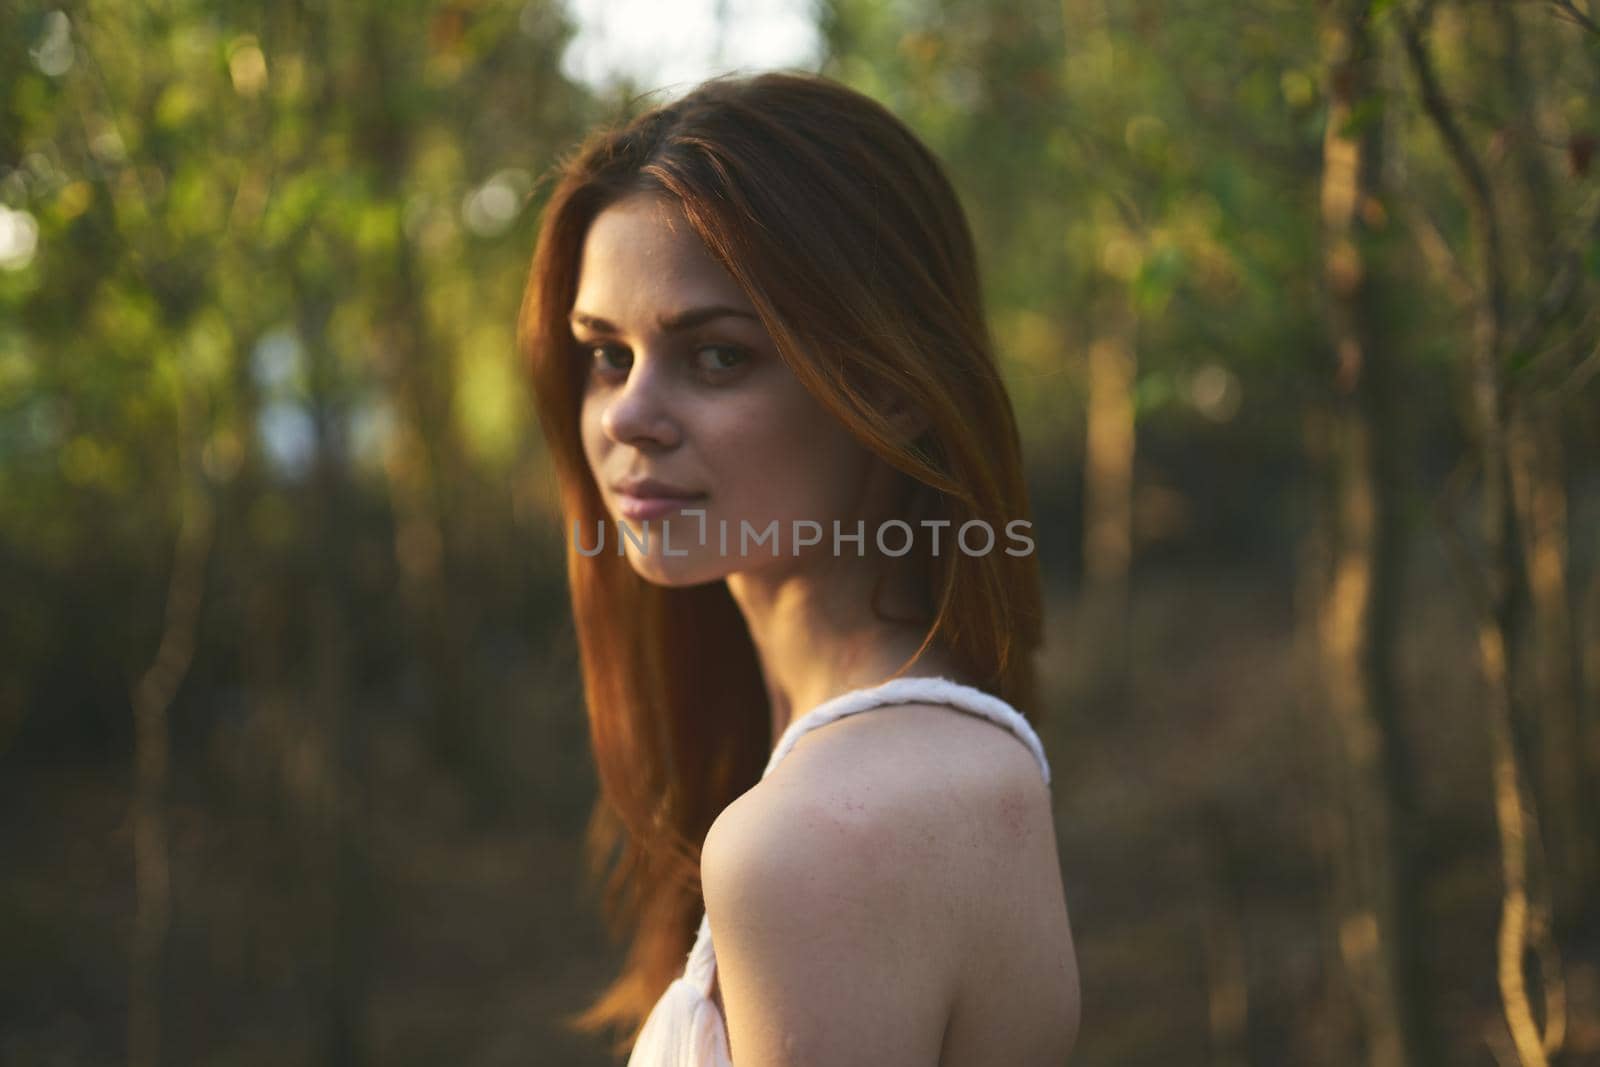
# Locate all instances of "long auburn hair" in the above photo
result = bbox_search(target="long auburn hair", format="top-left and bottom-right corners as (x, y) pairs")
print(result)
(517, 70), (1044, 1055)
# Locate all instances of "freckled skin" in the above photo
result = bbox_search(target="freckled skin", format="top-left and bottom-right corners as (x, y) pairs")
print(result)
(998, 789), (1030, 841)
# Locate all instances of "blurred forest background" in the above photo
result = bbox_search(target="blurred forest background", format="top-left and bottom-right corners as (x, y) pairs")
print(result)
(2, 0), (1598, 1064)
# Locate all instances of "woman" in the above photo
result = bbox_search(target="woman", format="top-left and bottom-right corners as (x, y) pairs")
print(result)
(520, 70), (1079, 1065)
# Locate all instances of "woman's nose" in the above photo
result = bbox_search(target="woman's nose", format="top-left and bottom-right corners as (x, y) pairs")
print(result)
(598, 354), (681, 449)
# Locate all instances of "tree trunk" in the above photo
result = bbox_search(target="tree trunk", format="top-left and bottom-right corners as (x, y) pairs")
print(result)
(351, 7), (496, 820)
(1494, 0), (1597, 938)
(303, 288), (374, 1066)
(1315, 3), (1435, 1063)
(1508, 406), (1592, 937)
(1079, 307), (1137, 708)
(1068, 0), (1136, 713)
(1398, 9), (1563, 1063)
(130, 392), (215, 1067)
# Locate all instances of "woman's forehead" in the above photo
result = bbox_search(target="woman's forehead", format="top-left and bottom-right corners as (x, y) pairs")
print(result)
(588, 191), (689, 247)
(574, 194), (749, 311)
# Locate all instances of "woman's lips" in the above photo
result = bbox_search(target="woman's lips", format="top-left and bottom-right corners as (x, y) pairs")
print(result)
(616, 493), (707, 521)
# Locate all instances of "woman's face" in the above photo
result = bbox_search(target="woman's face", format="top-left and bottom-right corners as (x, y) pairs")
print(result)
(572, 191), (883, 586)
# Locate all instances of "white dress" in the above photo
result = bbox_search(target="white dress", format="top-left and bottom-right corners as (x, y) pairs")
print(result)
(623, 675), (1053, 1067)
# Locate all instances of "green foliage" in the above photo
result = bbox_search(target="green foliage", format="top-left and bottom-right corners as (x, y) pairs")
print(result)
(1339, 92), (1387, 138)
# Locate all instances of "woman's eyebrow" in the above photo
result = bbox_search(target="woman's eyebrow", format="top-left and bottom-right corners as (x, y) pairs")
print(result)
(568, 305), (760, 334)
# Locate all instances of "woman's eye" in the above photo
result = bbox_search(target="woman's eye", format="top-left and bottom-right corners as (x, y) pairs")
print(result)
(695, 345), (750, 376)
(575, 340), (748, 381)
(583, 344), (631, 376)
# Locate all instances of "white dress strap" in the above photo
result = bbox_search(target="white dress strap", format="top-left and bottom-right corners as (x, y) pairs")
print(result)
(627, 909), (731, 1065)
(683, 911), (717, 995)
(762, 675), (1051, 785)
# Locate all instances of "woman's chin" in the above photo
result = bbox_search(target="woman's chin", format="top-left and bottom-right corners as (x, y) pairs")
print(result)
(624, 551), (724, 588)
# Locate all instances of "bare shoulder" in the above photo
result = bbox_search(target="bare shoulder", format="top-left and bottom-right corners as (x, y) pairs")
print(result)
(700, 700), (1075, 1065)
(753, 699), (1057, 861)
(705, 699), (1055, 900)
(699, 723), (955, 1066)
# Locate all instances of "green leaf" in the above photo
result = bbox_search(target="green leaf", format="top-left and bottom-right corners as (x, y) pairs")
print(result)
(1338, 94), (1386, 139)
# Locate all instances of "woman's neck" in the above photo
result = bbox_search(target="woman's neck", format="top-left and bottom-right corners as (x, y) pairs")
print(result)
(724, 552), (965, 748)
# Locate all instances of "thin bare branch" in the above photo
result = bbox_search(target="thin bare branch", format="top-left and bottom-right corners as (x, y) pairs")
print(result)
(1430, 455), (1491, 618)
(1556, 339), (1600, 397)
(1397, 3), (1509, 354)
(1403, 201), (1479, 310)
(1511, 193), (1600, 377)
(1547, 0), (1600, 35)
